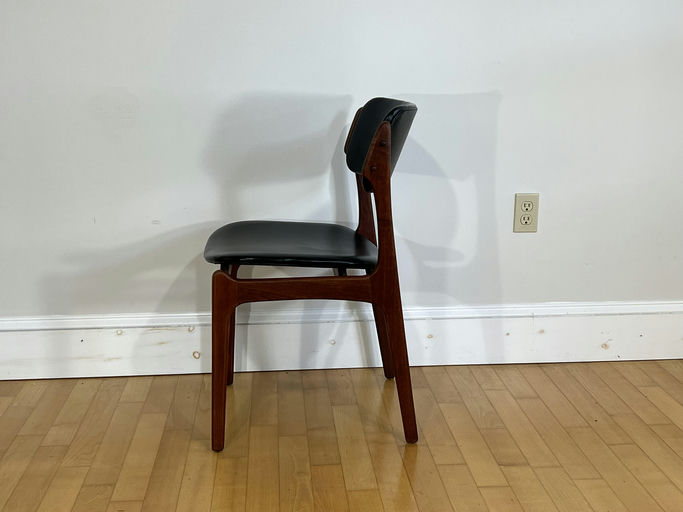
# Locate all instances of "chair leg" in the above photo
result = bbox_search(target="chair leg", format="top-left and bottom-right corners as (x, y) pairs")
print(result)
(212, 271), (233, 452)
(226, 308), (236, 386)
(225, 265), (239, 387)
(372, 304), (394, 379)
(381, 288), (418, 443)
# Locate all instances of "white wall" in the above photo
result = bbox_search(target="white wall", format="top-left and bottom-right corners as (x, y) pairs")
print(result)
(1, 1), (682, 375)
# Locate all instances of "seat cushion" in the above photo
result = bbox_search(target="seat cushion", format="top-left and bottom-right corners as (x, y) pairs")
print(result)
(204, 220), (378, 270)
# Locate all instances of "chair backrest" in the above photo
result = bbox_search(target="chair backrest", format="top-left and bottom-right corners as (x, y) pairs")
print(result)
(344, 97), (417, 176)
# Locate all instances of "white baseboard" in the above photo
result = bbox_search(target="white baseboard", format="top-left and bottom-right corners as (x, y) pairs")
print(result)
(1, 302), (682, 380)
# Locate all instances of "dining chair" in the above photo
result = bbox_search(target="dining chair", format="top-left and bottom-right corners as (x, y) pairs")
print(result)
(204, 97), (418, 451)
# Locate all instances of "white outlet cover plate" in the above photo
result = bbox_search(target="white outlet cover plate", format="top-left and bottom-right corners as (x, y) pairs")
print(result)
(514, 193), (539, 232)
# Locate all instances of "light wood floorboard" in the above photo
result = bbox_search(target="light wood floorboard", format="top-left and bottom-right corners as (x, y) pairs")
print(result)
(0, 361), (682, 511)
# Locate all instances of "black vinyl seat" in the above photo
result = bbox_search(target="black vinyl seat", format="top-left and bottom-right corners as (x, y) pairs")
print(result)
(204, 220), (378, 270)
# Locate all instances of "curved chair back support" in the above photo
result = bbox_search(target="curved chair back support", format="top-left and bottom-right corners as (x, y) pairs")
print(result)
(347, 98), (417, 246)
(344, 97), (417, 176)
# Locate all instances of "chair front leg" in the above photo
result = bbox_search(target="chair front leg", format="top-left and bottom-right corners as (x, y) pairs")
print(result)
(212, 270), (236, 451)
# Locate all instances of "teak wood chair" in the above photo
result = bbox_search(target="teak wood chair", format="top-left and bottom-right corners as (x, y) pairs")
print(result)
(204, 97), (418, 451)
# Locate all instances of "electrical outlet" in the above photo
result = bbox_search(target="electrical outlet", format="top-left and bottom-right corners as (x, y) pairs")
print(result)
(514, 193), (539, 232)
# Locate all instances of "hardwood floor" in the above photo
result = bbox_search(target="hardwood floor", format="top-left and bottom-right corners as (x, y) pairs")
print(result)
(1, 361), (683, 511)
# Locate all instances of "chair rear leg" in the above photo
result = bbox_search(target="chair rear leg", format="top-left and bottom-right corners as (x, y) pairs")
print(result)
(225, 264), (239, 387)
(381, 288), (418, 443)
(226, 308), (236, 386)
(372, 304), (394, 379)
(212, 271), (234, 451)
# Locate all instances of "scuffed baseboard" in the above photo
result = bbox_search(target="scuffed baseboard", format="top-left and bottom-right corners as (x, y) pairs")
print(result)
(1, 302), (681, 380)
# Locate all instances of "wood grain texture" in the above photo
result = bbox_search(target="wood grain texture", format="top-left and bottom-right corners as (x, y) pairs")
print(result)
(437, 464), (487, 512)
(480, 486), (524, 512)
(517, 397), (599, 479)
(37, 465), (89, 512)
(440, 402), (507, 487)
(110, 412), (167, 501)
(502, 466), (558, 512)
(568, 426), (664, 511)
(0, 435), (43, 509)
(333, 405), (377, 491)
(211, 456), (247, 511)
(366, 433), (419, 512)
(574, 479), (628, 512)
(3, 444), (67, 512)
(544, 365), (631, 444)
(72, 485), (112, 512)
(84, 402), (143, 486)
(611, 443), (683, 512)
(311, 464), (349, 512)
(140, 428), (192, 511)
(447, 366), (505, 429)
(245, 425), (279, 511)
(0, 361), (681, 510)
(278, 435), (313, 511)
(42, 379), (101, 447)
(62, 378), (126, 468)
(400, 444), (453, 512)
(485, 389), (558, 467)
(534, 467), (593, 512)
(176, 440), (217, 512)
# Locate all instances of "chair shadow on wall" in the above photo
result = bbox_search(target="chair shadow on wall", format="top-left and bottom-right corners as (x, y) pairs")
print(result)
(43, 91), (506, 376)
(391, 92), (504, 364)
(202, 91), (506, 370)
(203, 92), (380, 373)
(43, 93), (379, 375)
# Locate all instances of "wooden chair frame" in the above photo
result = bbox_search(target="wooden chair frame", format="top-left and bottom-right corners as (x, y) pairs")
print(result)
(211, 120), (417, 451)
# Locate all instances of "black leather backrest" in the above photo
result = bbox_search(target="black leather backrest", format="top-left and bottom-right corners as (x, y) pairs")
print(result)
(345, 97), (417, 175)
